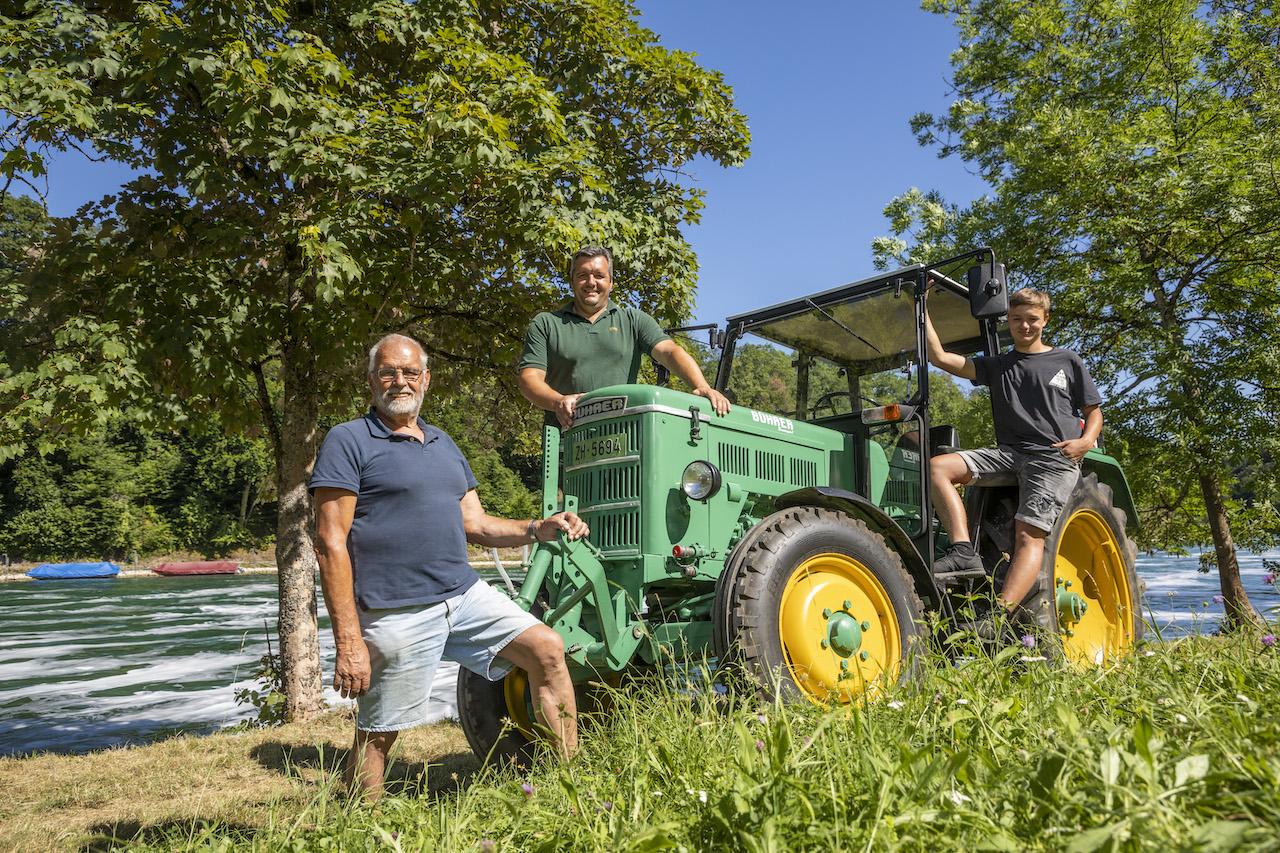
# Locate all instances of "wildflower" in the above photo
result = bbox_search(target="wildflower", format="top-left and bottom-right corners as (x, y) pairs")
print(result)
(755, 739), (766, 752)
(521, 782), (534, 798)
(1175, 714), (1188, 723)
(1213, 595), (1225, 604)
(1262, 634), (1277, 649)
(756, 713), (767, 724)
(652, 790), (664, 797)
(802, 735), (813, 747)
(601, 801), (613, 812)
(1264, 572), (1275, 585)
(1020, 634), (1036, 649)
(887, 701), (904, 709)
(698, 790), (708, 804)
(480, 841), (496, 853)
(391, 833), (399, 841)
(948, 789), (971, 805)
(955, 698), (970, 705)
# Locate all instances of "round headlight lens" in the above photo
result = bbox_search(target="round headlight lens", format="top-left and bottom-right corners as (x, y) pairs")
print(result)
(681, 461), (722, 501)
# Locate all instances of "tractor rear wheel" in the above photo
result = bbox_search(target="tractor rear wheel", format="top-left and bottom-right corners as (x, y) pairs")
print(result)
(1022, 472), (1143, 664)
(714, 506), (924, 704)
(457, 665), (539, 768)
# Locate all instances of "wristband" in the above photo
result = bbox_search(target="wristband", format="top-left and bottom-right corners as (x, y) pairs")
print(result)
(526, 519), (539, 542)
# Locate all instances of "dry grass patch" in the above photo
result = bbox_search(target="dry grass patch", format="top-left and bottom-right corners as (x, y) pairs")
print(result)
(0, 711), (475, 851)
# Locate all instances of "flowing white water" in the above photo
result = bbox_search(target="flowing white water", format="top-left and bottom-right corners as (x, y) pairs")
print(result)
(1, 553), (1276, 757)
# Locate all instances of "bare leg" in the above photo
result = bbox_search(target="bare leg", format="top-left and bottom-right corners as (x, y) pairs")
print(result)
(498, 624), (578, 758)
(346, 728), (398, 801)
(999, 520), (1048, 608)
(930, 453), (974, 543)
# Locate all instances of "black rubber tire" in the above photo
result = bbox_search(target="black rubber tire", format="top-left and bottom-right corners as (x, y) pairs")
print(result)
(457, 666), (537, 768)
(1022, 472), (1143, 661)
(713, 506), (925, 702)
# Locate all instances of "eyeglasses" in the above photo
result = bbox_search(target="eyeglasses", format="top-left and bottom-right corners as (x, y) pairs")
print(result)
(376, 367), (424, 382)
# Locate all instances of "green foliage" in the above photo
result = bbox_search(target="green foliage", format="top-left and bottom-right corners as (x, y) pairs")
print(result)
(232, 623), (288, 728)
(0, 420), (274, 560)
(0, 0), (751, 450)
(874, 1), (1280, 559)
(145, 632), (1280, 850)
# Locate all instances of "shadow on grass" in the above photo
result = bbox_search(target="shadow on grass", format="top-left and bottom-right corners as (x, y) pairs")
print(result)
(80, 818), (259, 852)
(249, 741), (481, 798)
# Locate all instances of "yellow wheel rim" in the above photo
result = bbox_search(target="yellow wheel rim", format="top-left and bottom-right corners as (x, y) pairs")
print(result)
(778, 552), (901, 704)
(502, 669), (538, 739)
(1054, 509), (1136, 665)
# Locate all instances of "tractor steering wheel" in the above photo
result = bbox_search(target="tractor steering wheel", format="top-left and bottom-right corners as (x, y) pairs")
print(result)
(810, 391), (853, 419)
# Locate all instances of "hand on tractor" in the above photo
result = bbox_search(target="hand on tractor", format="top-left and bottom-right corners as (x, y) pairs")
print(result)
(555, 393), (583, 428)
(334, 638), (371, 698)
(694, 385), (732, 416)
(1053, 437), (1092, 462)
(534, 511), (589, 542)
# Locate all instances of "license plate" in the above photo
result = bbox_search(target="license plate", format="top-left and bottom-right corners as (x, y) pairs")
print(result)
(570, 433), (630, 465)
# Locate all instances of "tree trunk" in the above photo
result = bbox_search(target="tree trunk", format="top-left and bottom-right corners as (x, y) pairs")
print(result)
(275, 334), (325, 720)
(1197, 469), (1262, 631)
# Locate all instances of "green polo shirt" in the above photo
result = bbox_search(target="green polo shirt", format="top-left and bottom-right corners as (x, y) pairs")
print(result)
(519, 302), (670, 412)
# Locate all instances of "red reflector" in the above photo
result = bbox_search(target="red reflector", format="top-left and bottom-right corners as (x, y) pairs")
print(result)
(673, 545), (685, 558)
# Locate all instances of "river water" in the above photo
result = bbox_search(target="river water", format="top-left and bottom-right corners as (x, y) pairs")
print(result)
(1, 553), (1277, 758)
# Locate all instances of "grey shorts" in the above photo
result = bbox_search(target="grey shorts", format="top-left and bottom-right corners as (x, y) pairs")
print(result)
(956, 446), (1081, 533)
(355, 579), (540, 732)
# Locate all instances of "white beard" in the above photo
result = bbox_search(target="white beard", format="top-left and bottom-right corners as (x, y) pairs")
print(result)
(375, 385), (424, 418)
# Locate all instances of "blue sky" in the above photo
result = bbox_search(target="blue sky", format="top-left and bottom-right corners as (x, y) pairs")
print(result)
(23, 2), (987, 328)
(635, 1), (987, 325)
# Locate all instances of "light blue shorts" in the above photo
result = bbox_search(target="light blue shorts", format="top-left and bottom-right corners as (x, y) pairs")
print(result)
(356, 579), (540, 732)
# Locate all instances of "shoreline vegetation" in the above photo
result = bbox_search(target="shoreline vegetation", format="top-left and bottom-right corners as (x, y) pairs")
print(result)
(0, 547), (530, 582)
(2, 633), (1277, 851)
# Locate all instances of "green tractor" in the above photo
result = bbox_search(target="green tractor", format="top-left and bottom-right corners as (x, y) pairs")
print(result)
(459, 250), (1143, 763)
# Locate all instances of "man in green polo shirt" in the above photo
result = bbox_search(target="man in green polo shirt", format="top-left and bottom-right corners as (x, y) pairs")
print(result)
(518, 246), (730, 428)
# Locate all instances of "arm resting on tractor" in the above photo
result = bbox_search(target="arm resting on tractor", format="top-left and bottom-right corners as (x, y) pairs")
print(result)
(460, 489), (589, 547)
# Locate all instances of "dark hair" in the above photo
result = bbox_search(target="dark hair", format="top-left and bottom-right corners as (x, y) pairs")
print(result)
(569, 246), (613, 279)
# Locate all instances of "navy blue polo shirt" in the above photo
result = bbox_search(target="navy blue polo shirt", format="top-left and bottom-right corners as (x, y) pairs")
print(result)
(309, 411), (479, 610)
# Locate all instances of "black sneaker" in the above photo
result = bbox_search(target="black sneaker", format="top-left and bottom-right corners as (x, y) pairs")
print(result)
(933, 545), (985, 580)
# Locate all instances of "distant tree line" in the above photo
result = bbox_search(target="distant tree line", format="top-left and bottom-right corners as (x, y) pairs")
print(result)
(0, 399), (542, 563)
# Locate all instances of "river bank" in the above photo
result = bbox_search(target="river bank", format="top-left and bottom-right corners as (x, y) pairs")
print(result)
(2, 632), (1278, 851)
(0, 547), (528, 582)
(0, 710), (474, 851)
(2, 551), (1276, 758)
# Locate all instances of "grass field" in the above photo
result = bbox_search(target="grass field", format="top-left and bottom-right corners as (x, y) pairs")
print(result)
(3, 631), (1278, 851)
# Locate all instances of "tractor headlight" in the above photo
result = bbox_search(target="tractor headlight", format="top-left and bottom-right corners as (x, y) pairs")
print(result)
(681, 461), (722, 501)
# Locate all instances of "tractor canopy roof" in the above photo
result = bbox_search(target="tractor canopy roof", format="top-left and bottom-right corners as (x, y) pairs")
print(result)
(724, 264), (983, 375)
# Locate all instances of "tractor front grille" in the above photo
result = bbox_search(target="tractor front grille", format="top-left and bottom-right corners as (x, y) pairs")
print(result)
(564, 416), (642, 554)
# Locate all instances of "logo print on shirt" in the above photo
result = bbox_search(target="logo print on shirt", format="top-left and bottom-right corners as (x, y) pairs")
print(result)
(1049, 369), (1069, 391)
(609, 327), (620, 333)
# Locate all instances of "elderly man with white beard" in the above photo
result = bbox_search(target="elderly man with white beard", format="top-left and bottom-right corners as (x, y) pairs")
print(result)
(310, 333), (588, 799)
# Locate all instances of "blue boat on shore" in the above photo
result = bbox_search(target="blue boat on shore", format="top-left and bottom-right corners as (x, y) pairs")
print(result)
(27, 562), (120, 579)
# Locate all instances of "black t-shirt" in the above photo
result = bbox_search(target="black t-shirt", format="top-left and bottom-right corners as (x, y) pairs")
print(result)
(971, 348), (1102, 451)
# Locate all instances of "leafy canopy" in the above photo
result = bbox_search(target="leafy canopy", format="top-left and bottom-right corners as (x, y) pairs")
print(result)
(875, 0), (1280, 552)
(0, 0), (750, 452)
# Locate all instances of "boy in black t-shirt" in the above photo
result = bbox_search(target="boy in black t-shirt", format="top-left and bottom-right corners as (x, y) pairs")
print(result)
(924, 288), (1103, 635)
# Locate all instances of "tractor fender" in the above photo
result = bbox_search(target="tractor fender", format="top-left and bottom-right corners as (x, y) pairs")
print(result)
(1081, 451), (1140, 533)
(773, 487), (940, 607)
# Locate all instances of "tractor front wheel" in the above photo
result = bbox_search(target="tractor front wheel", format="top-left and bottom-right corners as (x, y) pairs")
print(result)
(714, 507), (924, 704)
(457, 666), (539, 768)
(1022, 472), (1143, 664)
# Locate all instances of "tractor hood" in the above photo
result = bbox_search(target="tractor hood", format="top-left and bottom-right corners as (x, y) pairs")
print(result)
(570, 384), (845, 452)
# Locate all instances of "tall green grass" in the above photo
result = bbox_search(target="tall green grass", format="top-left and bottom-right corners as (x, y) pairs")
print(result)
(142, 631), (1280, 851)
